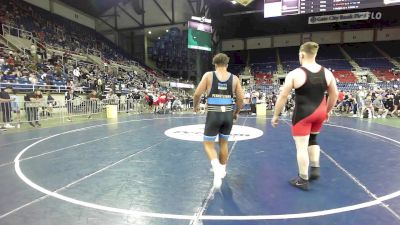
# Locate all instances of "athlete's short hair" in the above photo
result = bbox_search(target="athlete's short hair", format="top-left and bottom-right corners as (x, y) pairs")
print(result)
(212, 53), (230, 66)
(299, 42), (319, 56)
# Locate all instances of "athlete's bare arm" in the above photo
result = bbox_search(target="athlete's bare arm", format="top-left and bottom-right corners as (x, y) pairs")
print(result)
(193, 72), (211, 111)
(272, 70), (296, 127)
(325, 68), (339, 114)
(233, 75), (244, 115)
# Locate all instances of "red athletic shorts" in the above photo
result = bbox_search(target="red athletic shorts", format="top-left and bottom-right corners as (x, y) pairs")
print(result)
(292, 101), (327, 136)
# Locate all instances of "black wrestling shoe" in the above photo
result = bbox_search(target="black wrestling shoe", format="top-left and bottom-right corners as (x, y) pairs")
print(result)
(29, 122), (36, 128)
(289, 176), (310, 191)
(309, 167), (320, 181)
(35, 122), (41, 127)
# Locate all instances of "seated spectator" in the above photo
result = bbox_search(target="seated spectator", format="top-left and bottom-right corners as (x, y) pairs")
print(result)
(392, 90), (400, 117)
(373, 95), (389, 118)
(361, 96), (374, 118)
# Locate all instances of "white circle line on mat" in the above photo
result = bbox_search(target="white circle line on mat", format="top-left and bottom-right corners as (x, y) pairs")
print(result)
(14, 117), (400, 220)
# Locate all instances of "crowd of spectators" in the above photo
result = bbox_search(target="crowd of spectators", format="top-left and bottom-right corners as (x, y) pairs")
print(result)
(0, 0), (132, 63)
(335, 87), (400, 118)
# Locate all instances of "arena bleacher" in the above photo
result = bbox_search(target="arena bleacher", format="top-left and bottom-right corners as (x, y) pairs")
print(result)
(0, 0), (168, 95)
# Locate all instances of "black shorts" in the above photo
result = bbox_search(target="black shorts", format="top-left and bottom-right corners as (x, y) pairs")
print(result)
(204, 111), (233, 141)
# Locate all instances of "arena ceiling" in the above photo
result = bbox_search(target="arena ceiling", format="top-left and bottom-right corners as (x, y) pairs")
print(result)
(58, 0), (259, 18)
(58, 0), (400, 39)
(59, 0), (123, 17)
(58, 0), (261, 32)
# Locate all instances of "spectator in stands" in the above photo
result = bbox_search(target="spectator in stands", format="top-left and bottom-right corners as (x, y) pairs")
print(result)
(46, 92), (56, 116)
(28, 73), (37, 84)
(0, 57), (5, 67)
(26, 89), (43, 127)
(171, 97), (183, 113)
(105, 89), (118, 105)
(65, 88), (74, 122)
(97, 77), (104, 93)
(183, 94), (190, 110)
(337, 90), (345, 113)
(355, 87), (366, 118)
(10, 88), (20, 128)
(250, 90), (259, 115)
(73, 67), (80, 82)
(30, 42), (37, 62)
(0, 86), (14, 129)
(144, 92), (153, 110)
(361, 96), (375, 118)
(87, 90), (99, 119)
(384, 93), (395, 115)
(392, 90), (399, 117)
(373, 95), (389, 118)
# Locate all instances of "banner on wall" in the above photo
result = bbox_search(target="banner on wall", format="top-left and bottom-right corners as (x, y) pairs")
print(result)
(308, 12), (382, 24)
(170, 82), (194, 89)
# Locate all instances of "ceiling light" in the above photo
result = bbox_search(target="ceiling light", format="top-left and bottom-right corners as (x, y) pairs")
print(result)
(148, 31), (152, 34)
(233, 0), (255, 6)
(166, 29), (169, 32)
(231, 1), (237, 4)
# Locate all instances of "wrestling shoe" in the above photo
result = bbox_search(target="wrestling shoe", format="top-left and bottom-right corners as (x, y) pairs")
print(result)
(289, 176), (309, 191)
(309, 167), (320, 181)
(213, 171), (223, 189)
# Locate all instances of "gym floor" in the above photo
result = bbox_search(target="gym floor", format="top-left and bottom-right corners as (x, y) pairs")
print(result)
(0, 114), (399, 225)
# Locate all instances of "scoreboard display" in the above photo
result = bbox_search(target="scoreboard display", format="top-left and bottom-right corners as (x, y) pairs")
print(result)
(264, 0), (400, 18)
(187, 21), (213, 51)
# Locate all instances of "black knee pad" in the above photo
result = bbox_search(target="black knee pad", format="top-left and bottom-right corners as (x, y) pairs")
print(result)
(309, 134), (318, 146)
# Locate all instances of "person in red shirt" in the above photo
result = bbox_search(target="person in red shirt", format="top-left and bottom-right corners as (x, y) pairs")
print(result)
(338, 90), (344, 102)
(7, 54), (15, 69)
(144, 92), (153, 110)
(337, 90), (345, 112)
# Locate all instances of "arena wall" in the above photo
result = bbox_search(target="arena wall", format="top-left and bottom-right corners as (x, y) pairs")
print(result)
(246, 37), (272, 49)
(273, 34), (301, 47)
(343, 30), (374, 43)
(23, 0), (96, 29)
(221, 39), (245, 51)
(376, 27), (400, 41)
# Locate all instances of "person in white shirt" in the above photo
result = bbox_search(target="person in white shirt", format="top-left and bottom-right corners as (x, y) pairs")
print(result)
(30, 43), (37, 62)
(73, 67), (81, 82)
(106, 90), (119, 105)
(41, 71), (47, 80)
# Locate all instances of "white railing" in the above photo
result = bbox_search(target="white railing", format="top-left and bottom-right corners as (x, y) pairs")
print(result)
(0, 83), (91, 93)
(0, 98), (148, 128)
(2, 24), (33, 40)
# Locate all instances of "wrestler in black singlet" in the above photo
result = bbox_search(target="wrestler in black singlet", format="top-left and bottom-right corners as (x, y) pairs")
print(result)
(204, 72), (234, 141)
(292, 67), (328, 136)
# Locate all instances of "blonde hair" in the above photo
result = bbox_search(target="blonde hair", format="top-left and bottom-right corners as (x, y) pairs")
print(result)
(299, 41), (319, 56)
(212, 53), (230, 66)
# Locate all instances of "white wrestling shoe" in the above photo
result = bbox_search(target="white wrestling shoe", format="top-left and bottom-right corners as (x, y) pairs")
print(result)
(212, 165), (227, 189)
(213, 172), (222, 189)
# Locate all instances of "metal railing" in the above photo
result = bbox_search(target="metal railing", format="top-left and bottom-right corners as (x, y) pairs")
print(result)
(0, 83), (84, 93)
(2, 24), (33, 40)
(0, 98), (150, 128)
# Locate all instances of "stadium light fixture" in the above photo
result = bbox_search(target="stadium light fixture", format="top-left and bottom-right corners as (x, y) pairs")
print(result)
(232, 0), (254, 6)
